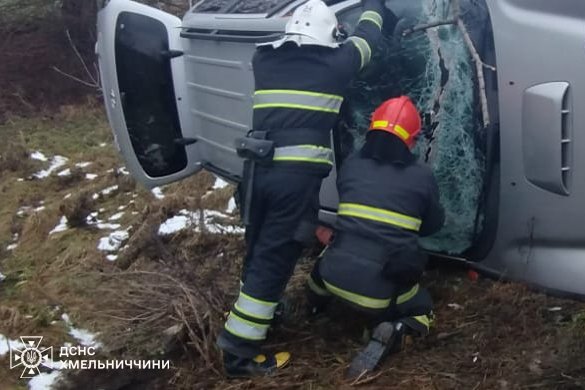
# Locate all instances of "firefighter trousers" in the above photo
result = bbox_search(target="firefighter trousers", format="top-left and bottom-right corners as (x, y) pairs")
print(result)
(308, 257), (433, 335)
(217, 166), (322, 358)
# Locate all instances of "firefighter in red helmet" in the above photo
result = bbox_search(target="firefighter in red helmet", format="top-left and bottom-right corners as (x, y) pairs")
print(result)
(307, 96), (445, 378)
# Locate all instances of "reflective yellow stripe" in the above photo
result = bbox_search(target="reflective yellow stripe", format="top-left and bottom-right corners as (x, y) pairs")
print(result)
(393, 124), (410, 141)
(224, 312), (269, 341)
(412, 314), (430, 328)
(347, 36), (372, 69)
(323, 281), (390, 309)
(338, 203), (422, 231)
(253, 89), (343, 113)
(358, 11), (383, 30)
(273, 145), (334, 166)
(234, 291), (278, 321)
(371, 122), (411, 141)
(323, 282), (419, 310)
(253, 103), (339, 113)
(397, 284), (420, 304)
(255, 90), (343, 101)
(308, 276), (331, 296)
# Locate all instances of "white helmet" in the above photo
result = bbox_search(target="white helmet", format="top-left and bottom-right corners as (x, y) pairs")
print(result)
(259, 0), (340, 49)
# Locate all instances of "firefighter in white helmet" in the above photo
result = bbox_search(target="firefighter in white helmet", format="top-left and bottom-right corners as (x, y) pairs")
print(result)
(217, 0), (392, 378)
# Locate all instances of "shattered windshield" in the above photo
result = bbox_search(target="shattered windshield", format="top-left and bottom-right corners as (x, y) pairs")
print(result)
(338, 0), (496, 254)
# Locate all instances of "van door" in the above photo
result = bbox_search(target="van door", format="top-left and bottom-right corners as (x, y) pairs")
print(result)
(97, 0), (201, 188)
(179, 14), (285, 181)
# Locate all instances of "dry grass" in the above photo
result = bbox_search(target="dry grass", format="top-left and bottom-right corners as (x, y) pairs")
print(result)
(59, 191), (95, 227)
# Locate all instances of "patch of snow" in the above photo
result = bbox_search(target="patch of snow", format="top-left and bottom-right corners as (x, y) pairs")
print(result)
(85, 173), (98, 180)
(31, 151), (48, 161)
(28, 371), (63, 390)
(106, 255), (118, 262)
(96, 222), (121, 230)
(101, 185), (118, 196)
(92, 185), (119, 200)
(151, 187), (165, 199)
(117, 205), (126, 211)
(17, 178), (24, 182)
(548, 307), (562, 312)
(109, 212), (124, 221)
(212, 176), (229, 189)
(226, 197), (237, 213)
(63, 193), (72, 200)
(75, 162), (92, 168)
(118, 166), (130, 175)
(57, 168), (71, 177)
(158, 215), (190, 235)
(61, 314), (102, 348)
(6, 243), (18, 251)
(132, 193), (138, 198)
(97, 230), (130, 252)
(0, 272), (5, 282)
(98, 208), (105, 213)
(131, 212), (139, 215)
(49, 217), (69, 235)
(33, 156), (69, 179)
(447, 303), (464, 310)
(158, 209), (244, 236)
(0, 334), (26, 356)
(34, 206), (46, 212)
(99, 142), (107, 147)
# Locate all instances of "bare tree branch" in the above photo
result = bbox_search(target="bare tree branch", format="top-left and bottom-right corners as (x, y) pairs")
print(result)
(457, 18), (491, 127)
(52, 66), (100, 89)
(401, 0), (496, 128)
(65, 29), (99, 86)
(402, 19), (457, 36)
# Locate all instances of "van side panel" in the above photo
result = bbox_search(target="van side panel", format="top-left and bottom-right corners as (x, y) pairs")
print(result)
(482, 0), (585, 295)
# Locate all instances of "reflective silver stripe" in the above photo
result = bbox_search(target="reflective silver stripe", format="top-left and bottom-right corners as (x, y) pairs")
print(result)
(358, 11), (383, 30)
(347, 36), (372, 70)
(234, 291), (278, 321)
(224, 312), (269, 340)
(273, 145), (334, 165)
(338, 202), (422, 231)
(253, 90), (343, 114)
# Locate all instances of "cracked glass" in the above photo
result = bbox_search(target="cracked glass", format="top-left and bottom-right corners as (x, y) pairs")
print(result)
(337, 0), (495, 254)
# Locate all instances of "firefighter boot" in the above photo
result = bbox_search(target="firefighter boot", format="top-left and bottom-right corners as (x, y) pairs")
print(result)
(223, 351), (291, 378)
(346, 321), (406, 379)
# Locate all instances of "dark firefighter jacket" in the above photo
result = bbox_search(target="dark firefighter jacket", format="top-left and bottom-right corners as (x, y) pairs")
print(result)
(319, 152), (445, 309)
(251, 0), (387, 177)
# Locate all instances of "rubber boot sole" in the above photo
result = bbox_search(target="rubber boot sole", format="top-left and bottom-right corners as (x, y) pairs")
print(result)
(347, 322), (396, 379)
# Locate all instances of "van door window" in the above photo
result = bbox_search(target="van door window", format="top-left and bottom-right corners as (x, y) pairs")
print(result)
(115, 12), (187, 178)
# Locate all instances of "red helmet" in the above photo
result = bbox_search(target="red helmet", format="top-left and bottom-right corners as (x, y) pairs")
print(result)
(368, 96), (422, 148)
